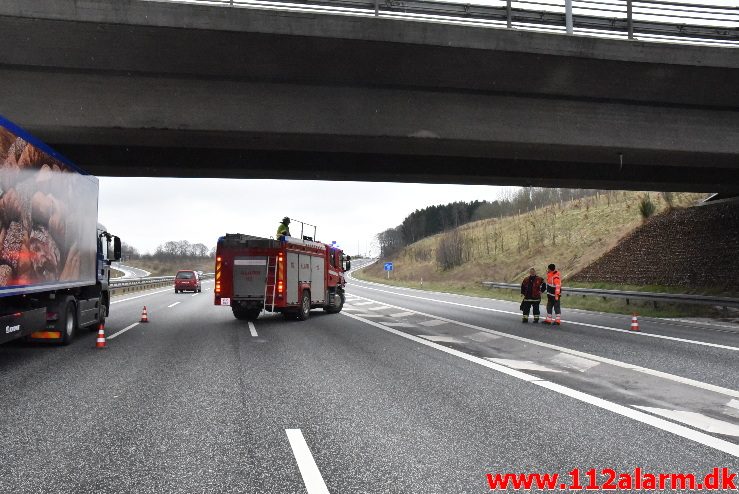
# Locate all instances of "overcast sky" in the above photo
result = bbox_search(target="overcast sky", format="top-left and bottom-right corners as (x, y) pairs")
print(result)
(98, 177), (515, 256)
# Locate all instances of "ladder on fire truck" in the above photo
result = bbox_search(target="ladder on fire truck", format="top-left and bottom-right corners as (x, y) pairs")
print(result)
(264, 255), (278, 312)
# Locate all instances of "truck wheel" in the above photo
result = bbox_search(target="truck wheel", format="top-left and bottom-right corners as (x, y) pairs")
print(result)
(232, 306), (249, 320)
(58, 299), (77, 345)
(94, 302), (107, 331)
(324, 292), (345, 314)
(297, 290), (311, 321)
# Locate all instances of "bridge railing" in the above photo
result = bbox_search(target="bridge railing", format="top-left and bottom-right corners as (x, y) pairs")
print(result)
(150, 0), (738, 46)
(482, 282), (739, 309)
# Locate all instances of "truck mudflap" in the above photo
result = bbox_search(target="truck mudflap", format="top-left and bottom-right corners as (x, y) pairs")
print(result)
(0, 308), (46, 345)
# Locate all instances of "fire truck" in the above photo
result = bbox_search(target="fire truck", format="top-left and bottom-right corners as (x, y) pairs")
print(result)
(213, 223), (350, 321)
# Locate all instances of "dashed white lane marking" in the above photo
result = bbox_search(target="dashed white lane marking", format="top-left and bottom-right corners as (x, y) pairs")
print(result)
(634, 407), (739, 437)
(347, 294), (739, 399)
(728, 399), (739, 411)
(111, 287), (173, 304)
(353, 285), (739, 352)
(489, 358), (563, 373)
(353, 301), (375, 306)
(248, 322), (258, 337)
(342, 312), (739, 458)
(465, 331), (501, 342)
(167, 302), (180, 308)
(549, 353), (600, 373)
(418, 319), (447, 327)
(383, 322), (416, 328)
(367, 305), (393, 311)
(192, 293), (200, 297)
(353, 314), (386, 318)
(107, 322), (140, 340)
(419, 335), (467, 344)
(285, 429), (330, 494)
(390, 311), (415, 318)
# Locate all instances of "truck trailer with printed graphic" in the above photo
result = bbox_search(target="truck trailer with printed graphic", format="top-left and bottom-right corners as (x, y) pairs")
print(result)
(0, 116), (121, 345)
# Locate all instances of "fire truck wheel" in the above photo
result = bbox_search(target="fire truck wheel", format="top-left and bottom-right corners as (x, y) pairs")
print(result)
(297, 290), (311, 321)
(232, 306), (250, 320)
(324, 291), (345, 314)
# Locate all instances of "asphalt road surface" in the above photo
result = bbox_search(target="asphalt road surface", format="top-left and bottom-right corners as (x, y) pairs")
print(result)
(1, 270), (737, 493)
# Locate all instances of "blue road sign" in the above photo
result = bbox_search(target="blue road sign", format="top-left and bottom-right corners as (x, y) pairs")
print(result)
(384, 262), (393, 271)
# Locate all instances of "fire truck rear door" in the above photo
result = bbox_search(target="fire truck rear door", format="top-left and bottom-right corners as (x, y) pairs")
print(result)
(233, 257), (268, 299)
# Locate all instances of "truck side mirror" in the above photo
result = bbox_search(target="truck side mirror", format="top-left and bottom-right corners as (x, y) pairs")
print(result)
(113, 237), (122, 261)
(345, 255), (351, 271)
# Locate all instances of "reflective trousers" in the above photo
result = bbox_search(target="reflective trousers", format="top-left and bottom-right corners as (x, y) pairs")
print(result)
(546, 294), (561, 315)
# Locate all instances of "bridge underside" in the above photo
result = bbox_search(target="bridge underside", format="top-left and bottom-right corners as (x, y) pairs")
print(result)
(56, 143), (738, 192)
(1, 0), (738, 191)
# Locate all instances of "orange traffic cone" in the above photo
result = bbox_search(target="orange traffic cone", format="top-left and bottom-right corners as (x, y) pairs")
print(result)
(140, 306), (149, 323)
(96, 323), (107, 348)
(630, 314), (640, 331)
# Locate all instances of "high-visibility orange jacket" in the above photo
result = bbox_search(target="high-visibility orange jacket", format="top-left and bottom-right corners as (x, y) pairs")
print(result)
(545, 270), (561, 298)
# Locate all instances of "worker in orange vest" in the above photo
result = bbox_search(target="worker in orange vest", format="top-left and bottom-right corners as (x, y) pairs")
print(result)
(543, 263), (562, 325)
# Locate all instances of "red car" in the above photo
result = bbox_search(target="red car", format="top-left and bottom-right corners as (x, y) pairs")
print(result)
(174, 270), (201, 293)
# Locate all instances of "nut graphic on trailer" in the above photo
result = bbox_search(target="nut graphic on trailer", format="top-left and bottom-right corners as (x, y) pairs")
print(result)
(0, 127), (94, 288)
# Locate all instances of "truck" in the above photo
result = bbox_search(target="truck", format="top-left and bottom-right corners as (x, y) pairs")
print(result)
(0, 115), (121, 345)
(213, 224), (351, 321)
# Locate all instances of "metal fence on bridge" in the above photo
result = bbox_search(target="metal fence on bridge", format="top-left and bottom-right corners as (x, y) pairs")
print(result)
(149, 0), (738, 46)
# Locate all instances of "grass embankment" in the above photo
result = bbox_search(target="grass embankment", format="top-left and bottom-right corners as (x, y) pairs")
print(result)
(123, 258), (215, 277)
(357, 191), (724, 318)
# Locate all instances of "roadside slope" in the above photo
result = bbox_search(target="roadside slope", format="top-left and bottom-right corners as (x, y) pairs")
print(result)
(362, 192), (702, 286)
(571, 202), (739, 291)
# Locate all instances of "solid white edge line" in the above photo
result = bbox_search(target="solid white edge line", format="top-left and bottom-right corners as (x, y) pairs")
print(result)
(347, 294), (739, 399)
(353, 284), (739, 352)
(248, 322), (258, 337)
(107, 322), (140, 340)
(342, 312), (739, 458)
(110, 287), (173, 304)
(167, 302), (181, 308)
(285, 429), (330, 494)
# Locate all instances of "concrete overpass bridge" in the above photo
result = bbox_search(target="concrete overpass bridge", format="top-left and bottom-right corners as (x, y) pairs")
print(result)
(0, 0), (737, 191)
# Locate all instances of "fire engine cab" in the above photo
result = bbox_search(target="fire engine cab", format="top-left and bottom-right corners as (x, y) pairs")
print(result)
(213, 224), (350, 321)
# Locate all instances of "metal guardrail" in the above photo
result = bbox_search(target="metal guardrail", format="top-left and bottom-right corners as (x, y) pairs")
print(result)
(110, 275), (176, 288)
(482, 282), (739, 308)
(150, 0), (739, 46)
(109, 273), (215, 294)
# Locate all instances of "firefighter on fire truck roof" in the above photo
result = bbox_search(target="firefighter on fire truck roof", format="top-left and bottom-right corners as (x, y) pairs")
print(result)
(276, 217), (291, 239)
